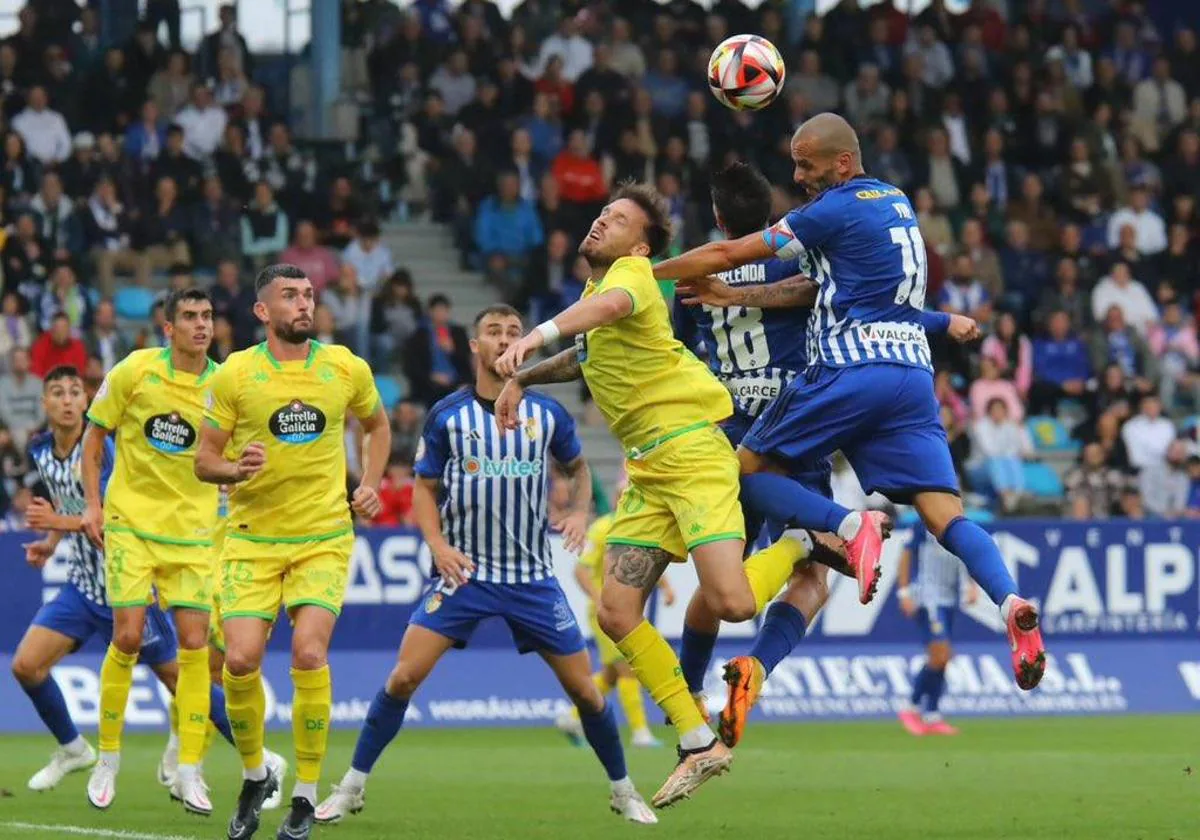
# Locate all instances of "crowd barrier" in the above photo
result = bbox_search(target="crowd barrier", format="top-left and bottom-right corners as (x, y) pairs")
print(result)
(1, 522), (1196, 730)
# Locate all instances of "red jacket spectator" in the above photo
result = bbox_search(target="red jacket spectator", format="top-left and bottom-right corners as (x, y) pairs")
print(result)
(280, 220), (340, 297)
(31, 314), (87, 378)
(372, 466), (415, 527)
(551, 130), (607, 204)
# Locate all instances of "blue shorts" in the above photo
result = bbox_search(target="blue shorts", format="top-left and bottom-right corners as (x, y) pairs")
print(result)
(916, 605), (955, 645)
(743, 364), (959, 503)
(31, 583), (178, 666)
(409, 577), (586, 657)
(721, 408), (833, 498)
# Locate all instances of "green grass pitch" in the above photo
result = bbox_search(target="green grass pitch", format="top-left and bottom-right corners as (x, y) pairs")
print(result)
(0, 716), (1194, 839)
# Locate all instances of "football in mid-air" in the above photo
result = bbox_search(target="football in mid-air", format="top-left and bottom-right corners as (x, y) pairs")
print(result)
(707, 34), (786, 111)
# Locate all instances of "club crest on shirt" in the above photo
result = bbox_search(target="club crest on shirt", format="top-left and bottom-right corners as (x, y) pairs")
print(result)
(269, 399), (326, 444)
(144, 411), (197, 453)
(523, 416), (539, 440)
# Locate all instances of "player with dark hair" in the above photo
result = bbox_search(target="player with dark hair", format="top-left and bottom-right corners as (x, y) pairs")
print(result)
(653, 113), (1046, 694)
(195, 262), (390, 840)
(315, 303), (656, 826)
(491, 183), (818, 808)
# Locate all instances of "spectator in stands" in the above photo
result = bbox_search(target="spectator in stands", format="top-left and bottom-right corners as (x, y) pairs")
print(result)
(29, 313), (85, 380)
(323, 262), (371, 356)
(84, 298), (128, 374)
(1029, 310), (1092, 415)
(475, 170), (544, 299)
(982, 312), (1032, 400)
(151, 124), (203, 201)
(522, 228), (578, 325)
(1064, 443), (1126, 519)
(0, 347), (41, 448)
(1141, 438), (1192, 517)
(1007, 173), (1059, 253)
(175, 83), (227, 162)
(0, 132), (38, 208)
(313, 304), (336, 345)
(61, 132), (101, 206)
(1107, 183), (1167, 254)
(972, 397), (1032, 513)
(429, 49), (476, 117)
(608, 17), (645, 79)
(207, 259), (257, 349)
(209, 314), (235, 363)
(1122, 392), (1177, 476)
(213, 48), (249, 110)
(1148, 301), (1200, 414)
(999, 220), (1050, 314)
(31, 171), (81, 264)
(536, 16), (593, 83)
(866, 124), (912, 194)
(134, 175), (191, 284)
(239, 181), (288, 271)
(0, 292), (31, 369)
(124, 99), (166, 166)
(969, 355), (1023, 422)
(390, 398), (424, 462)
(150, 50), (193, 119)
(1091, 261), (1158, 335)
(238, 86), (270, 161)
(3, 213), (49, 310)
(787, 51), (838, 115)
(279, 220), (339, 298)
(13, 85), (71, 167)
(201, 4), (252, 82)
(191, 175), (241, 270)
(369, 269), (421, 371)
(38, 264), (90, 332)
(1132, 56), (1187, 141)
(342, 218), (394, 296)
(372, 461), (415, 527)
(551, 129), (607, 225)
(914, 186), (954, 257)
(403, 293), (471, 407)
(317, 176), (363, 250)
(85, 177), (136, 297)
(939, 253), (991, 324)
(1089, 306), (1159, 394)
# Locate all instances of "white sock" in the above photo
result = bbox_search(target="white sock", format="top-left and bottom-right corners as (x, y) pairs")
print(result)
(243, 764), (267, 782)
(342, 767), (369, 790)
(610, 776), (635, 796)
(780, 528), (814, 556)
(293, 781), (318, 805)
(632, 727), (654, 739)
(999, 594), (1017, 622)
(64, 735), (90, 755)
(679, 725), (715, 751)
(836, 511), (863, 541)
(166, 732), (180, 750)
(98, 751), (120, 768)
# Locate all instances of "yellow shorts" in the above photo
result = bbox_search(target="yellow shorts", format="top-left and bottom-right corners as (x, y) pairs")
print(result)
(589, 611), (622, 667)
(105, 528), (214, 611)
(219, 532), (354, 621)
(609, 424), (744, 560)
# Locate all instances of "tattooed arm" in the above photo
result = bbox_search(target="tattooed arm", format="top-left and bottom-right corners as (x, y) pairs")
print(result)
(675, 274), (818, 309)
(515, 348), (582, 386)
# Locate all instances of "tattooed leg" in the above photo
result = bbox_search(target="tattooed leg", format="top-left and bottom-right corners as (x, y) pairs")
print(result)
(595, 545), (674, 641)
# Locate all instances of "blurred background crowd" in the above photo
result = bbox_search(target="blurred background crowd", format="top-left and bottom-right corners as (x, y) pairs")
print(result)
(0, 0), (1194, 529)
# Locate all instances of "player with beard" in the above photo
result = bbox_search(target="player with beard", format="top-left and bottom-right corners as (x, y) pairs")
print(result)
(194, 263), (391, 840)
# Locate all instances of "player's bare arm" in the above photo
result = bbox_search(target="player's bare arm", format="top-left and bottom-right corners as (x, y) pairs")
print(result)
(22, 528), (63, 568)
(677, 274), (818, 309)
(193, 423), (265, 484)
(80, 423), (111, 548)
(495, 349), (582, 431)
(651, 230), (775, 284)
(25, 496), (82, 533)
(494, 289), (632, 378)
(351, 404), (391, 520)
(412, 475), (474, 586)
(551, 456), (592, 554)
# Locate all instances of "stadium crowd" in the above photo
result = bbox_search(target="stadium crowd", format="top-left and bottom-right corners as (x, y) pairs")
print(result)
(0, 0), (1195, 525)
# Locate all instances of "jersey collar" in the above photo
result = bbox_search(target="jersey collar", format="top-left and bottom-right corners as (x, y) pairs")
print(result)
(159, 346), (218, 384)
(257, 339), (322, 369)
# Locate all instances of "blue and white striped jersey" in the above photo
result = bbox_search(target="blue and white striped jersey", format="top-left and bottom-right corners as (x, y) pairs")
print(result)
(28, 430), (115, 605)
(673, 256), (810, 418)
(908, 520), (961, 608)
(414, 388), (582, 584)
(765, 177), (933, 373)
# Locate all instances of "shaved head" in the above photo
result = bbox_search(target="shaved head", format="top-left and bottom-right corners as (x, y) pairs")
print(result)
(789, 111), (865, 199)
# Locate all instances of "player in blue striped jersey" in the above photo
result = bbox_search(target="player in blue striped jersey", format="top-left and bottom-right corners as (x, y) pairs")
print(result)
(655, 113), (1045, 693)
(11, 367), (178, 790)
(317, 304), (656, 826)
(896, 518), (978, 736)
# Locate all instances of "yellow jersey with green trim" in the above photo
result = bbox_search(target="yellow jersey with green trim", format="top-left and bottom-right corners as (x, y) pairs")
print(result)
(86, 347), (219, 545)
(204, 340), (381, 542)
(577, 256), (731, 455)
(579, 513), (614, 595)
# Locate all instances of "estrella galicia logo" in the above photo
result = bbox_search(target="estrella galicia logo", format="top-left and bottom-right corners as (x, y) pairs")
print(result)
(144, 412), (197, 453)
(270, 399), (326, 444)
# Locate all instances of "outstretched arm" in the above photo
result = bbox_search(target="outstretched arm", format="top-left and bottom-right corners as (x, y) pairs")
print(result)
(495, 349), (582, 432)
(676, 274), (817, 309)
(495, 290), (631, 378)
(651, 231), (775, 281)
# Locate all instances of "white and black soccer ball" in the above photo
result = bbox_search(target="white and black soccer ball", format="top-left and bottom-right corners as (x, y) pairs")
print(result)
(707, 34), (786, 112)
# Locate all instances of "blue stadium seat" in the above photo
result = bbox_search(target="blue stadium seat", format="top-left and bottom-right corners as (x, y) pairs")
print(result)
(114, 287), (156, 321)
(1022, 462), (1064, 498)
(1026, 415), (1079, 454)
(375, 375), (403, 410)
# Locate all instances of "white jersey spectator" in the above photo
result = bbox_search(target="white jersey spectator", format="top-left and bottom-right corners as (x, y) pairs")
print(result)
(536, 18), (594, 82)
(341, 220), (394, 296)
(175, 84), (228, 161)
(1106, 186), (1167, 254)
(428, 50), (477, 117)
(0, 348), (44, 448)
(1121, 395), (1176, 473)
(12, 86), (71, 166)
(1090, 262), (1159, 335)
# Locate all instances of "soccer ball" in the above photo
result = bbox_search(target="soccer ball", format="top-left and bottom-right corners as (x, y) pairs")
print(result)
(707, 34), (786, 111)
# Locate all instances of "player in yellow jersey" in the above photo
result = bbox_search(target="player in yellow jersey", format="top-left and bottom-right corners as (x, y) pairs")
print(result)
(81, 288), (224, 815)
(556, 506), (676, 748)
(494, 183), (808, 807)
(194, 263), (390, 840)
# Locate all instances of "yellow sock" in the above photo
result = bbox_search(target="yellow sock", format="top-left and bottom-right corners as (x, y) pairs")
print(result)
(98, 643), (139, 752)
(222, 666), (266, 771)
(168, 696), (179, 736)
(291, 665), (331, 785)
(616, 676), (649, 732)
(176, 647), (211, 765)
(744, 535), (809, 613)
(571, 672), (615, 722)
(616, 620), (705, 737)
(201, 722), (218, 760)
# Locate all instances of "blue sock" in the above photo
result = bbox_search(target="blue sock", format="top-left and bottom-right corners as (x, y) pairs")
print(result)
(740, 473), (851, 534)
(209, 684), (235, 745)
(579, 702), (627, 782)
(938, 517), (1018, 606)
(679, 625), (718, 693)
(21, 676), (80, 746)
(749, 602), (807, 676)
(924, 668), (947, 716)
(351, 688), (410, 774)
(910, 665), (933, 707)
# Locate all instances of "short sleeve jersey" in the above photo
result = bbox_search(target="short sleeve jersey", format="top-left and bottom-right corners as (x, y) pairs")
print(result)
(86, 347), (219, 545)
(204, 340), (381, 542)
(577, 255), (732, 456)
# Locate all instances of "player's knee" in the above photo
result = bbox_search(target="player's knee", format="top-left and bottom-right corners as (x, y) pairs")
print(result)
(11, 653), (47, 686)
(928, 642), (952, 670)
(385, 662), (424, 699)
(291, 644), (327, 672)
(710, 590), (756, 623)
(223, 647), (262, 677)
(595, 602), (636, 643)
(111, 625), (143, 655)
(568, 683), (605, 715)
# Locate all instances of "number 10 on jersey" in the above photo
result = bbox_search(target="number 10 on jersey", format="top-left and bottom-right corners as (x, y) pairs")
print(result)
(890, 225), (928, 310)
